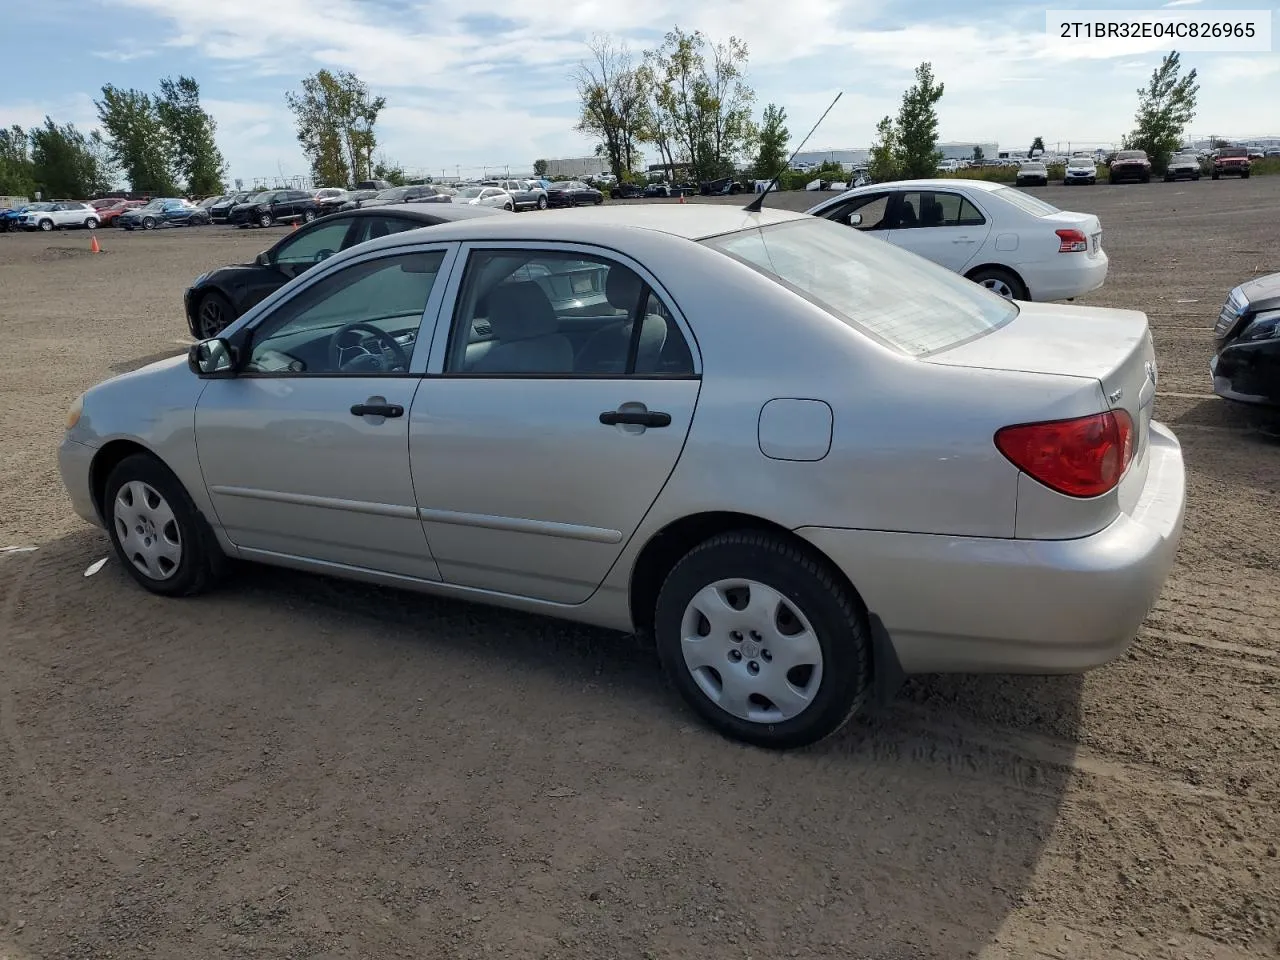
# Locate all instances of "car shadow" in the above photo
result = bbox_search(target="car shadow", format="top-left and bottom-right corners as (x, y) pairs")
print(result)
(1, 529), (1081, 959)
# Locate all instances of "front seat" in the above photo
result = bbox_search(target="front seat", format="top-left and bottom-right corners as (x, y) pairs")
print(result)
(576, 267), (668, 374)
(469, 281), (573, 374)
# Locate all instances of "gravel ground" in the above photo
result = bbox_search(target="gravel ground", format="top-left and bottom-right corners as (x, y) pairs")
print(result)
(1, 180), (1278, 960)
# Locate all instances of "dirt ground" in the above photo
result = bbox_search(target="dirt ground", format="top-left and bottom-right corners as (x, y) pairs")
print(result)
(1, 180), (1277, 960)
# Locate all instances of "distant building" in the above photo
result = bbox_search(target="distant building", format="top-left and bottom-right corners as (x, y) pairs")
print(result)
(543, 155), (612, 178)
(790, 148), (869, 169)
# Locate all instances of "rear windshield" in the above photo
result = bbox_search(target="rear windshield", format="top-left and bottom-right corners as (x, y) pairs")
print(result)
(700, 218), (1017, 358)
(991, 186), (1060, 217)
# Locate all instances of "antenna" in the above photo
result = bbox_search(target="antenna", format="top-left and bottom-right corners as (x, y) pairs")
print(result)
(743, 90), (843, 214)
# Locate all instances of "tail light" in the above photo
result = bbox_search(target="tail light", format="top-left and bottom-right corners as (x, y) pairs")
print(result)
(1056, 228), (1088, 253)
(995, 410), (1134, 498)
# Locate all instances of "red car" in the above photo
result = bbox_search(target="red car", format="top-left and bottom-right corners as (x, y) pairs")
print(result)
(1107, 150), (1151, 184)
(1212, 148), (1251, 180)
(94, 198), (146, 227)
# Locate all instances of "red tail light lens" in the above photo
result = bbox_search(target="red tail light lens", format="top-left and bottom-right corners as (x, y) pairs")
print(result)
(1056, 228), (1088, 253)
(995, 410), (1135, 498)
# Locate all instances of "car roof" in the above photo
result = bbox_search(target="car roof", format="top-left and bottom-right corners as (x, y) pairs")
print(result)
(343, 205), (501, 223)
(343, 203), (806, 257)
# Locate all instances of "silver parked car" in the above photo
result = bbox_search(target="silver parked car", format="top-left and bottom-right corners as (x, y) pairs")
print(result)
(58, 205), (1186, 749)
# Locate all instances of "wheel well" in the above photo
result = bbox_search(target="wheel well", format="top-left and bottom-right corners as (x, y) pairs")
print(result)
(627, 511), (856, 637)
(88, 440), (152, 518)
(964, 262), (1028, 298)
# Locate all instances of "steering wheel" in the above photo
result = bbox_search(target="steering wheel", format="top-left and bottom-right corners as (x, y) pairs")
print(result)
(327, 321), (410, 373)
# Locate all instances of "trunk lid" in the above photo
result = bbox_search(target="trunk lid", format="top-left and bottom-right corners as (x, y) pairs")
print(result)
(1042, 210), (1103, 257)
(926, 302), (1158, 507)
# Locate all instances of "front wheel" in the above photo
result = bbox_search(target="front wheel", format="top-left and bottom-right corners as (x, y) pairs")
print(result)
(195, 289), (235, 339)
(104, 453), (224, 597)
(258, 212), (274, 228)
(142, 216), (157, 230)
(503, 201), (513, 211)
(537, 195), (547, 210)
(653, 531), (872, 749)
(301, 209), (317, 223)
(84, 217), (99, 229)
(968, 266), (1028, 301)
(593, 195), (603, 205)
(39, 219), (54, 232)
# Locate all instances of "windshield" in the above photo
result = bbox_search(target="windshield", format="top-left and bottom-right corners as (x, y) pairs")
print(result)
(455, 187), (481, 198)
(1117, 151), (1146, 160)
(376, 187), (408, 200)
(1021, 163), (1047, 171)
(700, 218), (1017, 358)
(991, 186), (1060, 217)
(1219, 148), (1247, 157)
(1172, 154), (1197, 163)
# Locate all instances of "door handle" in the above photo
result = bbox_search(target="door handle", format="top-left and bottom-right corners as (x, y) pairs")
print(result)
(351, 402), (404, 418)
(951, 237), (977, 244)
(599, 409), (671, 428)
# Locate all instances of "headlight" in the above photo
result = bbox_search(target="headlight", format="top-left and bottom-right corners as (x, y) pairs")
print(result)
(66, 394), (84, 430)
(1239, 310), (1280, 343)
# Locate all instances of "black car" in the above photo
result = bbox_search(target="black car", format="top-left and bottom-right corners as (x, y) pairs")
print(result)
(361, 184), (452, 207)
(609, 182), (646, 199)
(699, 177), (743, 195)
(183, 205), (502, 339)
(228, 189), (320, 228)
(1164, 153), (1201, 182)
(1210, 271), (1280, 407)
(337, 189), (382, 211)
(642, 181), (693, 198)
(545, 180), (603, 207)
(210, 191), (255, 223)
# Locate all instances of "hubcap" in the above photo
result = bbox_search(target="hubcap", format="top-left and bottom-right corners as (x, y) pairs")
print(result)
(680, 579), (823, 724)
(113, 480), (182, 581)
(981, 278), (1014, 299)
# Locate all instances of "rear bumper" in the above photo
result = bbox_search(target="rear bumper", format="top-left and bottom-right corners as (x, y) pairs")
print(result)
(797, 421), (1185, 675)
(1021, 250), (1109, 301)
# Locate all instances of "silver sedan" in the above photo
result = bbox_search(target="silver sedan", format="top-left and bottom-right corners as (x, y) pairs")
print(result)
(58, 204), (1187, 749)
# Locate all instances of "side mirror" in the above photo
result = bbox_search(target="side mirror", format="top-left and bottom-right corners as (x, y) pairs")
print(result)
(847, 212), (863, 227)
(188, 338), (237, 378)
(255, 251), (270, 267)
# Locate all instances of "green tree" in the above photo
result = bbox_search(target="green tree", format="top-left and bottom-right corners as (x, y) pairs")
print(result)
(96, 85), (177, 193)
(286, 70), (387, 188)
(0, 125), (36, 197)
(575, 35), (648, 183)
(1029, 135), (1045, 156)
(28, 119), (117, 198)
(372, 154), (406, 186)
(894, 62), (944, 178)
(533, 158), (548, 177)
(643, 27), (756, 183)
(156, 76), (226, 194)
(972, 145), (984, 161)
(867, 115), (900, 182)
(1123, 51), (1199, 174)
(752, 103), (788, 179)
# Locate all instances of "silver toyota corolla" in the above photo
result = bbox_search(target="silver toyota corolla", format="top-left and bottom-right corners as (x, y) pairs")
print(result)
(58, 204), (1186, 749)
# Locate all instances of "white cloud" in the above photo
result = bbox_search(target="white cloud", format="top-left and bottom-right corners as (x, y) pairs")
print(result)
(0, 92), (100, 133)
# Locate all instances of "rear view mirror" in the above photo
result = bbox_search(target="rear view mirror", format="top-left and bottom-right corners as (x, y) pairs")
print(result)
(188, 338), (236, 377)
(847, 212), (863, 226)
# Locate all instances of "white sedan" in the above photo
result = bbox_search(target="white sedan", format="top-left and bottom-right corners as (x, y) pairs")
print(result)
(806, 179), (1108, 301)
(454, 186), (514, 210)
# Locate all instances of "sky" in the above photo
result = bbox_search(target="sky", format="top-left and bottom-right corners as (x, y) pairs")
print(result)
(3, 0), (1278, 185)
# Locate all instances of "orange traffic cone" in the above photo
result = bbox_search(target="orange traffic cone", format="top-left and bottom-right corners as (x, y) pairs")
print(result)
(90, 233), (101, 253)
(678, 192), (686, 204)
(291, 220), (298, 231)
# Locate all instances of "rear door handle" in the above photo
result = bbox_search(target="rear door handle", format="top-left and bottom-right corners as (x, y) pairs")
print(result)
(599, 409), (671, 428)
(952, 237), (977, 244)
(351, 402), (404, 418)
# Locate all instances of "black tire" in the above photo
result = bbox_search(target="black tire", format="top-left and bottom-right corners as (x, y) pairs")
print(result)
(39, 218), (54, 232)
(84, 217), (99, 229)
(301, 209), (317, 223)
(258, 212), (273, 228)
(593, 194), (603, 205)
(103, 453), (225, 598)
(194, 289), (235, 339)
(142, 216), (157, 230)
(653, 530), (872, 749)
(537, 195), (548, 210)
(503, 201), (513, 211)
(1242, 171), (1250, 179)
(967, 265), (1028, 301)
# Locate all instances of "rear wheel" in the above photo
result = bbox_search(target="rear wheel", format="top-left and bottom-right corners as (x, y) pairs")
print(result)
(301, 209), (317, 223)
(38, 218), (54, 231)
(967, 266), (1028, 301)
(537, 195), (548, 210)
(103, 453), (224, 597)
(653, 530), (872, 749)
